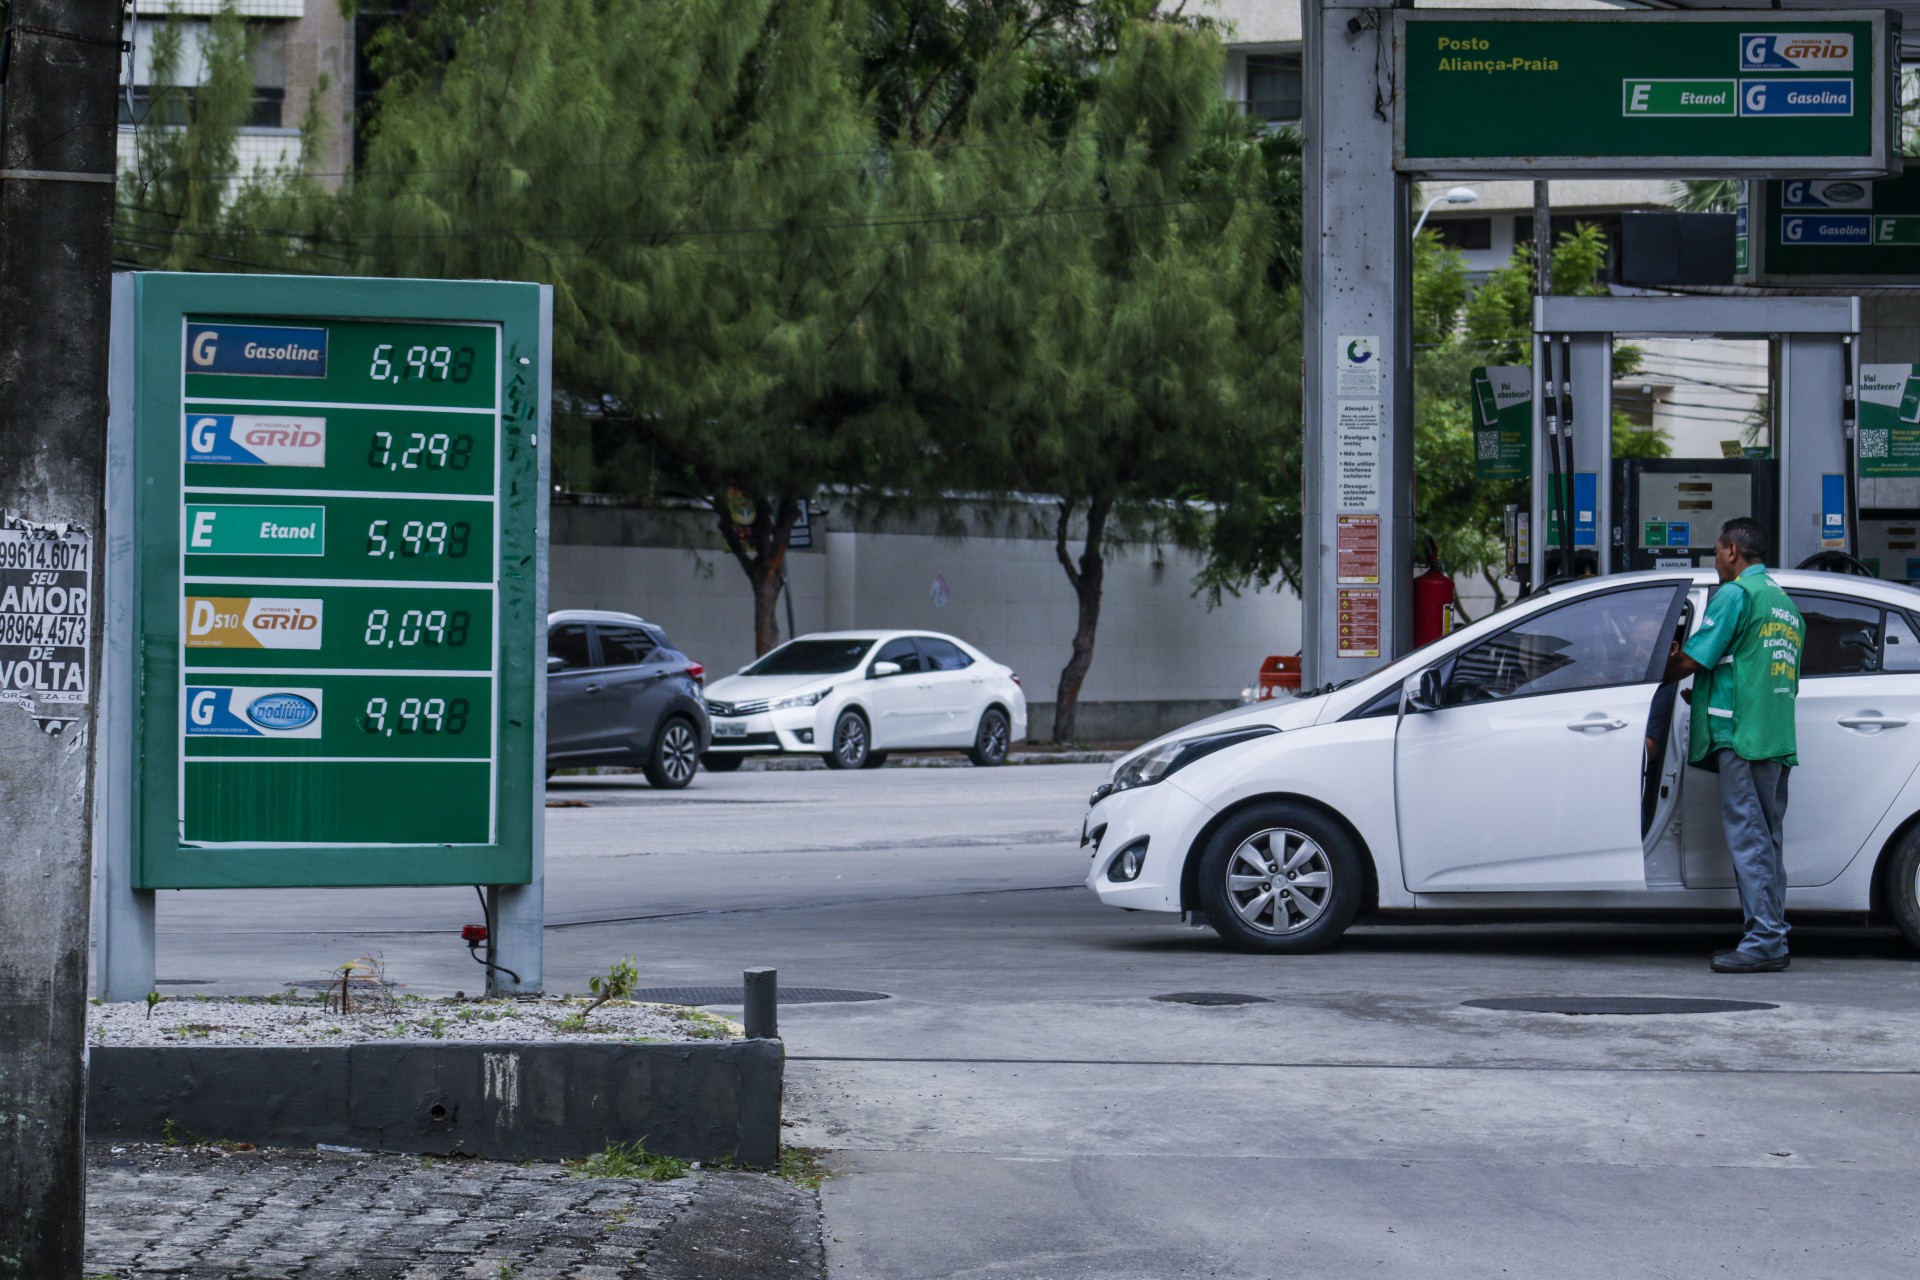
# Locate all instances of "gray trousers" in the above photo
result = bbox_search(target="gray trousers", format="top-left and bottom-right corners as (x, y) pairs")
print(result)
(1716, 749), (1791, 958)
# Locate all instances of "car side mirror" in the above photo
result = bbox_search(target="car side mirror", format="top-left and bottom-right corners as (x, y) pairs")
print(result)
(871, 660), (902, 679)
(546, 655), (566, 674)
(1402, 667), (1444, 714)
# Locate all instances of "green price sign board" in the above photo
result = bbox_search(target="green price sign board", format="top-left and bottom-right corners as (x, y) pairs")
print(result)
(1396, 10), (1901, 178)
(121, 274), (550, 888)
(1470, 366), (1532, 482)
(1859, 364), (1920, 478)
(1743, 169), (1920, 285)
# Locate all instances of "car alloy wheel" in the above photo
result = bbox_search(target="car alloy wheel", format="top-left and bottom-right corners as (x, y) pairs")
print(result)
(644, 717), (699, 789)
(968, 708), (1010, 767)
(825, 710), (869, 770)
(1224, 827), (1333, 936)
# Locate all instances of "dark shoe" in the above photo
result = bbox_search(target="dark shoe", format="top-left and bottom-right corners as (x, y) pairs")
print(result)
(1711, 949), (1790, 974)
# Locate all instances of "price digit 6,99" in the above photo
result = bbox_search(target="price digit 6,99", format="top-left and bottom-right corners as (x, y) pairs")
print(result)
(363, 608), (472, 649)
(368, 343), (477, 385)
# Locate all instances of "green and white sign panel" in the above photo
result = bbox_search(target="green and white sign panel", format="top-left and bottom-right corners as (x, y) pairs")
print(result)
(1859, 364), (1920, 479)
(1743, 169), (1920, 285)
(1471, 366), (1532, 482)
(1396, 9), (1902, 178)
(125, 274), (549, 888)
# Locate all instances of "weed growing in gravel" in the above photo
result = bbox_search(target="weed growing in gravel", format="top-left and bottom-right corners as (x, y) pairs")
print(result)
(144, 992), (162, 1020)
(777, 1147), (828, 1191)
(554, 1012), (588, 1033)
(427, 1016), (447, 1039)
(671, 1008), (735, 1040)
(581, 956), (640, 1022)
(565, 1141), (689, 1182)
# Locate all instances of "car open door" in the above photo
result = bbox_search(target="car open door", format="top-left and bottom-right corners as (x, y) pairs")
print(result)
(1396, 582), (1687, 893)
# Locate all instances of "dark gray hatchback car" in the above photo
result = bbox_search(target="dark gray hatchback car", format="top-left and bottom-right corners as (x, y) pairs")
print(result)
(546, 610), (710, 788)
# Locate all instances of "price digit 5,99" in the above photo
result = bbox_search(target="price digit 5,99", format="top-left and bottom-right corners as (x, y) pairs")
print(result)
(365, 519), (473, 560)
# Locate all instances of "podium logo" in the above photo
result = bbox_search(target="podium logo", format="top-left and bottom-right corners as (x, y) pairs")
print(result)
(186, 686), (324, 738)
(185, 597), (323, 650)
(1740, 33), (1853, 73)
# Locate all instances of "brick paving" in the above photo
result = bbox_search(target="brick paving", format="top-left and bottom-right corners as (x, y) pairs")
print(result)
(85, 1143), (823, 1280)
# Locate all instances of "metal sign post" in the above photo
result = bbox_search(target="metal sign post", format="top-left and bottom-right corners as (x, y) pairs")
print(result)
(97, 273), (551, 999)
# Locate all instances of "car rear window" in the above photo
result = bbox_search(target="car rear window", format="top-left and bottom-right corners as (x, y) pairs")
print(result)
(742, 638), (876, 676)
(596, 625), (657, 668)
(919, 637), (974, 671)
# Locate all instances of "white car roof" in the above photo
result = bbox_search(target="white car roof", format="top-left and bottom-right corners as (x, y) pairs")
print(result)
(547, 609), (656, 628)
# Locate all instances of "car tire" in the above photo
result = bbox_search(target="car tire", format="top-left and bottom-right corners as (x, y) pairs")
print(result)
(860, 752), (890, 770)
(823, 709), (870, 770)
(967, 708), (1012, 767)
(1882, 826), (1920, 953)
(642, 717), (700, 789)
(1196, 801), (1363, 955)
(701, 754), (744, 773)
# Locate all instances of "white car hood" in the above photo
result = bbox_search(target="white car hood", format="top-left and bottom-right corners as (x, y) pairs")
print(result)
(705, 672), (844, 704)
(1110, 693), (1331, 776)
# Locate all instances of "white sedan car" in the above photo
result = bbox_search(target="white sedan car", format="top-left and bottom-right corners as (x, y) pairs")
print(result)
(702, 630), (1027, 771)
(1085, 569), (1920, 954)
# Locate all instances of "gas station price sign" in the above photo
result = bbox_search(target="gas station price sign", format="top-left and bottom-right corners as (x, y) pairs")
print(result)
(1396, 10), (1901, 178)
(125, 275), (549, 888)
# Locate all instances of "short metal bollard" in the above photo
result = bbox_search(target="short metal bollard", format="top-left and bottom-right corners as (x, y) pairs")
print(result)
(743, 967), (778, 1039)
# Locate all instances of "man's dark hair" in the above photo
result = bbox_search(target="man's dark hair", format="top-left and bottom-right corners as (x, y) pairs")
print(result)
(1719, 517), (1769, 564)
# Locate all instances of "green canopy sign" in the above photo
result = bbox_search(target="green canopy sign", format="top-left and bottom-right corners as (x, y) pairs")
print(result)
(1396, 10), (1901, 178)
(1743, 169), (1920, 285)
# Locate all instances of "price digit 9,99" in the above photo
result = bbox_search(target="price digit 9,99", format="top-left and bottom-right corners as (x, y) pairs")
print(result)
(365, 519), (473, 560)
(363, 608), (472, 650)
(361, 696), (471, 737)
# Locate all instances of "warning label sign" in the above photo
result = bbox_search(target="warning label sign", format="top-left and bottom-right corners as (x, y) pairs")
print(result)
(0, 524), (92, 716)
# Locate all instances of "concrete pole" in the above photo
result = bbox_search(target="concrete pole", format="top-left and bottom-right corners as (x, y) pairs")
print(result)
(0, 2), (126, 1275)
(1301, 0), (1413, 687)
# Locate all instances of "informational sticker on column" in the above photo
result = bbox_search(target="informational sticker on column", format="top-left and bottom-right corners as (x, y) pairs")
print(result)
(1470, 366), (1532, 481)
(1336, 401), (1382, 510)
(1858, 363), (1920, 477)
(0, 517), (91, 730)
(1336, 513), (1381, 585)
(1337, 336), (1382, 396)
(1337, 587), (1381, 660)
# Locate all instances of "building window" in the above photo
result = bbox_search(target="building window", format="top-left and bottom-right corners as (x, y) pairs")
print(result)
(1431, 218), (1492, 251)
(120, 86), (285, 129)
(1244, 54), (1302, 124)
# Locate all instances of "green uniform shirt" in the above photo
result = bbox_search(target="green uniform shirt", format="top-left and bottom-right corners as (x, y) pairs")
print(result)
(1683, 565), (1804, 767)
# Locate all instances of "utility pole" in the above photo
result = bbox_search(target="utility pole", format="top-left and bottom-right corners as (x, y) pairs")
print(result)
(0, 2), (126, 1276)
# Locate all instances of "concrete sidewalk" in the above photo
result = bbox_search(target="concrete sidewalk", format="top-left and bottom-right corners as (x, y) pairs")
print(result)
(85, 1142), (824, 1280)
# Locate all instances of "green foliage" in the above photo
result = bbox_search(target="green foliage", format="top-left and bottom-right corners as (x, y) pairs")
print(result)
(777, 1146), (829, 1189)
(565, 1141), (690, 1182)
(144, 991), (163, 1021)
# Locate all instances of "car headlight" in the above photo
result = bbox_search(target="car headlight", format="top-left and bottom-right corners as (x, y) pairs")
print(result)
(770, 687), (832, 712)
(1106, 725), (1279, 797)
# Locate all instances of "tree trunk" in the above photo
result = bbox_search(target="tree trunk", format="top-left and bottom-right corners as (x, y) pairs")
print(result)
(1051, 494), (1111, 745)
(713, 493), (798, 656)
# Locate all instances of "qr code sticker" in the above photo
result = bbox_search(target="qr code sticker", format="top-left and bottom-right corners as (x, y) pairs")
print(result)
(1476, 432), (1498, 461)
(1861, 429), (1890, 459)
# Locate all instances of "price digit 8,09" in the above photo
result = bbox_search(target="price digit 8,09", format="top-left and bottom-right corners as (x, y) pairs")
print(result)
(364, 608), (471, 649)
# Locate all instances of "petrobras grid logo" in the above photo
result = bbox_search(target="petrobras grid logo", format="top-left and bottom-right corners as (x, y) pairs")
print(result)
(1740, 33), (1854, 73)
(185, 597), (323, 650)
(186, 414), (327, 467)
(186, 686), (324, 738)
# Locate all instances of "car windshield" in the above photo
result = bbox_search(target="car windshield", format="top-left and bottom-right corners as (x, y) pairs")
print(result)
(740, 638), (876, 676)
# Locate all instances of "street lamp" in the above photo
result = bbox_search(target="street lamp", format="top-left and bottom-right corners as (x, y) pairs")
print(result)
(1412, 186), (1480, 239)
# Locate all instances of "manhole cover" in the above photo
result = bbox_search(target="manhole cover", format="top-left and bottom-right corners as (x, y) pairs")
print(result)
(1464, 996), (1777, 1016)
(628, 986), (889, 1006)
(1152, 992), (1272, 1006)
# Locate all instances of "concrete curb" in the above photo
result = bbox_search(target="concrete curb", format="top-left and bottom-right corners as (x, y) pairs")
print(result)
(87, 1038), (783, 1165)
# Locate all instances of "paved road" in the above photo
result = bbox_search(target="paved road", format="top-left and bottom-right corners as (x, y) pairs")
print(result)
(146, 764), (1920, 1278)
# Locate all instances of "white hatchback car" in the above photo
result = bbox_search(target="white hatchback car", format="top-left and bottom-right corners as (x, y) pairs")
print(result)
(1085, 569), (1920, 955)
(702, 630), (1027, 771)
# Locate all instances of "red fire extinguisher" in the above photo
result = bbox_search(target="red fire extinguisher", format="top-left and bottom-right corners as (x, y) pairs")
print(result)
(1413, 536), (1456, 648)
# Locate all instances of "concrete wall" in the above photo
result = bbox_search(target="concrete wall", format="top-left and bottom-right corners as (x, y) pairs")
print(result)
(550, 498), (1301, 743)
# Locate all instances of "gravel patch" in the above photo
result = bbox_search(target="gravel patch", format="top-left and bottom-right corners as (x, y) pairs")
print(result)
(90, 995), (740, 1048)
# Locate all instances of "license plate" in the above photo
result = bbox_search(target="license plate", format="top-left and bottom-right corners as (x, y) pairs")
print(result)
(713, 722), (746, 739)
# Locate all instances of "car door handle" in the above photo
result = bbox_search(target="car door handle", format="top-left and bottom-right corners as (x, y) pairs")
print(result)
(1566, 716), (1629, 733)
(584, 683), (604, 694)
(1838, 713), (1909, 731)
